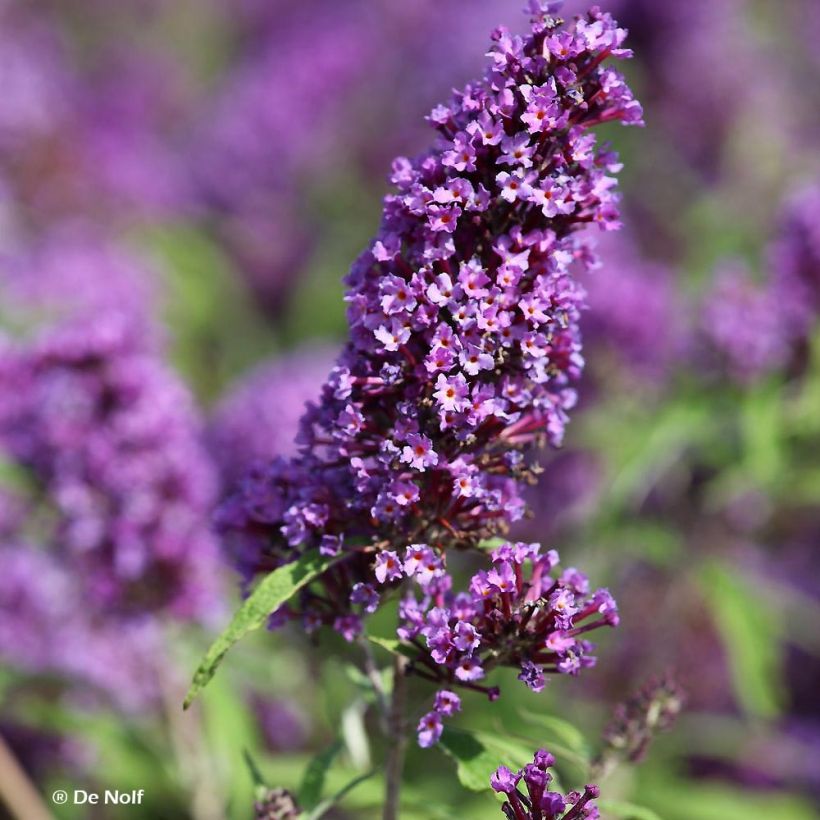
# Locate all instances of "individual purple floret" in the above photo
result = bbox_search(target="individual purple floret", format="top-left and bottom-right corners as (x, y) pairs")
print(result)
(491, 747), (600, 820)
(218, 3), (641, 640)
(416, 689), (462, 748)
(398, 542), (617, 746)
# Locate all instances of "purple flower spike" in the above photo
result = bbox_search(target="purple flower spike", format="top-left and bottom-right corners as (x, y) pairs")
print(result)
(213, 4), (639, 681)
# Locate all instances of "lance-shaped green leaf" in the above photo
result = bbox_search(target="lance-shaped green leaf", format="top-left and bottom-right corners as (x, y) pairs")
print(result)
(518, 710), (592, 768)
(366, 635), (417, 660)
(439, 728), (535, 793)
(297, 740), (343, 809)
(597, 800), (663, 820)
(303, 770), (376, 820)
(184, 549), (339, 708)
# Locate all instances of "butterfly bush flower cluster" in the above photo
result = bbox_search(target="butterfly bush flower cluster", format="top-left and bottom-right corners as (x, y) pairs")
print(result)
(0, 236), (222, 622)
(219, 3), (641, 641)
(492, 748), (600, 820)
(392, 542), (617, 744)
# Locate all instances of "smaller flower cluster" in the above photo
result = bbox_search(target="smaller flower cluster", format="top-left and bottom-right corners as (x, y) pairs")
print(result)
(416, 689), (462, 748)
(492, 748), (600, 820)
(253, 787), (300, 820)
(595, 674), (684, 772)
(377, 542), (617, 745)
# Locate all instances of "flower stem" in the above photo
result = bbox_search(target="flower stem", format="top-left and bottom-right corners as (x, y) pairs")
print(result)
(358, 636), (389, 733)
(0, 732), (52, 820)
(382, 654), (408, 820)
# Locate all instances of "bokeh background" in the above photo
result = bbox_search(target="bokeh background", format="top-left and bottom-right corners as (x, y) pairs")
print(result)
(1, 0), (819, 818)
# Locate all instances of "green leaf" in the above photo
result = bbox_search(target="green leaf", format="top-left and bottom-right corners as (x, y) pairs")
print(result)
(439, 728), (534, 793)
(699, 561), (784, 718)
(598, 800), (663, 820)
(184, 550), (340, 708)
(297, 740), (343, 809)
(242, 749), (268, 791)
(0, 458), (33, 494)
(366, 635), (417, 660)
(637, 774), (819, 820)
(304, 770), (376, 820)
(739, 379), (783, 487)
(519, 711), (591, 764)
(477, 537), (507, 551)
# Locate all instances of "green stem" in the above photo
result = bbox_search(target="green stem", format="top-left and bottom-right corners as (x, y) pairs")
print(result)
(382, 655), (408, 820)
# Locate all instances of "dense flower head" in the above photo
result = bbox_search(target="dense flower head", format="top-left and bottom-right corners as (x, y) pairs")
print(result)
(492, 747), (600, 820)
(218, 3), (641, 639)
(398, 542), (617, 745)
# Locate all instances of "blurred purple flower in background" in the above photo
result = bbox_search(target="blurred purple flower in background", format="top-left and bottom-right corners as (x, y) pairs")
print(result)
(208, 346), (337, 486)
(702, 261), (793, 384)
(192, 0), (520, 312)
(0, 229), (223, 622)
(76, 48), (196, 220)
(580, 233), (686, 379)
(701, 182), (820, 383)
(0, 546), (161, 711)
